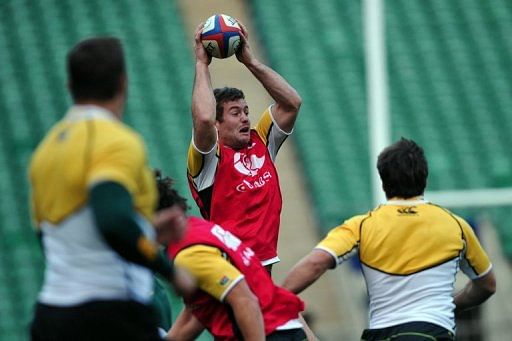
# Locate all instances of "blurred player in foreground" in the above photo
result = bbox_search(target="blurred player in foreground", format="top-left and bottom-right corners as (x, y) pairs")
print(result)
(154, 172), (307, 341)
(29, 37), (188, 340)
(283, 138), (496, 340)
(187, 20), (302, 272)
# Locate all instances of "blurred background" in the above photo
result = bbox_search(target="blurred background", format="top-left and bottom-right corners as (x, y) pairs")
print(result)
(0, 0), (511, 340)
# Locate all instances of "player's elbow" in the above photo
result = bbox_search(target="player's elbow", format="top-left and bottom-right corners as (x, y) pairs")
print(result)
(192, 111), (216, 127)
(476, 270), (497, 298)
(482, 273), (496, 296)
(286, 93), (302, 114)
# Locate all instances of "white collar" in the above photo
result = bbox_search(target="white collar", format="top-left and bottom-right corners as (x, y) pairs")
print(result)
(385, 198), (427, 205)
(65, 105), (117, 122)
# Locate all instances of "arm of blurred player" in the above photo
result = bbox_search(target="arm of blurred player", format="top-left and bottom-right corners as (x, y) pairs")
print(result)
(454, 270), (496, 311)
(191, 23), (217, 153)
(166, 306), (205, 341)
(224, 279), (265, 341)
(282, 249), (334, 294)
(235, 20), (301, 132)
(90, 182), (174, 280)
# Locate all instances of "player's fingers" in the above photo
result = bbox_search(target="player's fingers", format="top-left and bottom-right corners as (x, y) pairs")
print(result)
(194, 23), (204, 41)
(238, 30), (248, 44)
(237, 21), (248, 38)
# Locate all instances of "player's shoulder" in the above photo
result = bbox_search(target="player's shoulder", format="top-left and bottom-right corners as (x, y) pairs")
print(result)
(424, 202), (469, 225)
(93, 119), (146, 150)
(175, 245), (222, 266)
(343, 212), (373, 228)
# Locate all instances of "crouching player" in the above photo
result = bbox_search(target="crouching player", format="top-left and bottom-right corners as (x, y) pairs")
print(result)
(153, 173), (306, 341)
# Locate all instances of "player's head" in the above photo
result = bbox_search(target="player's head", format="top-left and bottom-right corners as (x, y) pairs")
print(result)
(155, 170), (189, 243)
(156, 170), (188, 212)
(67, 37), (127, 115)
(377, 138), (428, 199)
(214, 87), (251, 149)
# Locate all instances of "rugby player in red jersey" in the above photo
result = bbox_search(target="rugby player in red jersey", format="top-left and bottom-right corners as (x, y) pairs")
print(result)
(187, 21), (301, 272)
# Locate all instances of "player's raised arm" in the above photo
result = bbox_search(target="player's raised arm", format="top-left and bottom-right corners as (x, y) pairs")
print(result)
(192, 24), (217, 152)
(236, 20), (301, 132)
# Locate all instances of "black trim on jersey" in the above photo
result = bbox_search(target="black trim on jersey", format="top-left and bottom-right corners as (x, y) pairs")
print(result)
(337, 243), (359, 262)
(264, 123), (289, 157)
(358, 208), (378, 260)
(361, 255), (461, 277)
(197, 185), (214, 219)
(428, 203), (480, 276)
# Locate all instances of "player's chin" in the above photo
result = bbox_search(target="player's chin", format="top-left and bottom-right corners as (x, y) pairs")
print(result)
(238, 134), (250, 146)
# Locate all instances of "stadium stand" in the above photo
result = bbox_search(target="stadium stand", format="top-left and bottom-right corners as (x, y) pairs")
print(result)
(1, 0), (511, 339)
(251, 0), (512, 257)
(0, 1), (194, 339)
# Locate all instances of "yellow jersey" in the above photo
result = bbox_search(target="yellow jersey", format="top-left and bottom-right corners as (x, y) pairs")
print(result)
(316, 199), (492, 333)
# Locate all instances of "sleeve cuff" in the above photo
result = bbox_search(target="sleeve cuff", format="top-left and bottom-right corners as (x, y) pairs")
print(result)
(219, 275), (245, 302)
(314, 246), (339, 269)
(268, 104), (294, 135)
(191, 129), (218, 155)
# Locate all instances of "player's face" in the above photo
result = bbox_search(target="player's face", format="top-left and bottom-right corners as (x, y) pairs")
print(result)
(216, 99), (251, 150)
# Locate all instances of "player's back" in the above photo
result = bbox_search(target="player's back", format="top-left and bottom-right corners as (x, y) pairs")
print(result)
(358, 200), (489, 332)
(30, 105), (156, 306)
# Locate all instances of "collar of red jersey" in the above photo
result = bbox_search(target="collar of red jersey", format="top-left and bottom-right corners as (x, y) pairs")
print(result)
(385, 196), (427, 205)
(65, 105), (116, 122)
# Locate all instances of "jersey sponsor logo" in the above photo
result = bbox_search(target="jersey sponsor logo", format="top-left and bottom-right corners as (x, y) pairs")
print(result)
(235, 171), (272, 192)
(233, 151), (265, 176)
(219, 276), (230, 286)
(397, 206), (418, 215)
(211, 225), (255, 266)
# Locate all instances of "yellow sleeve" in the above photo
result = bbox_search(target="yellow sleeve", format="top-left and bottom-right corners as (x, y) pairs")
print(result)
(187, 141), (206, 178)
(87, 124), (145, 194)
(315, 215), (364, 267)
(254, 106), (274, 145)
(175, 245), (244, 301)
(458, 218), (492, 278)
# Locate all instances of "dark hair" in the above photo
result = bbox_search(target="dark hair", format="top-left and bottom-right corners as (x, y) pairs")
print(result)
(155, 170), (188, 212)
(213, 87), (245, 122)
(377, 138), (428, 199)
(67, 37), (126, 102)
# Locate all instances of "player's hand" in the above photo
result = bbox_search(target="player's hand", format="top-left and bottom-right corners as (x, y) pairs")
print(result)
(153, 206), (187, 245)
(235, 20), (256, 66)
(194, 23), (211, 65)
(172, 266), (196, 298)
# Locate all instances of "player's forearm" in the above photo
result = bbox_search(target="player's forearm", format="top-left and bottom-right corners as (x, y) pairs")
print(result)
(192, 62), (216, 126)
(283, 251), (332, 294)
(90, 182), (174, 279)
(231, 295), (265, 341)
(191, 62), (217, 151)
(454, 271), (496, 311)
(167, 307), (204, 341)
(245, 60), (302, 112)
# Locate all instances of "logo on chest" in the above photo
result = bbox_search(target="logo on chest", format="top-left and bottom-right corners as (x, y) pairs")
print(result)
(233, 151), (265, 176)
(232, 145), (273, 192)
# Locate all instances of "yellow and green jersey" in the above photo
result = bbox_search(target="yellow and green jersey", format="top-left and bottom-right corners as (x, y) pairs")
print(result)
(29, 105), (157, 306)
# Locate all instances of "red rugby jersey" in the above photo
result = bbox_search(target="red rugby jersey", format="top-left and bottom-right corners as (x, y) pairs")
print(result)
(187, 108), (289, 264)
(168, 217), (304, 340)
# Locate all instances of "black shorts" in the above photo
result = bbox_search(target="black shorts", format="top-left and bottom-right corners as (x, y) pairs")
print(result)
(266, 328), (307, 341)
(361, 321), (455, 340)
(30, 300), (162, 341)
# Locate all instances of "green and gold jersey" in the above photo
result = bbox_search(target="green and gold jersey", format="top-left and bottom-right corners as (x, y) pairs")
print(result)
(29, 105), (157, 306)
(30, 105), (156, 225)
